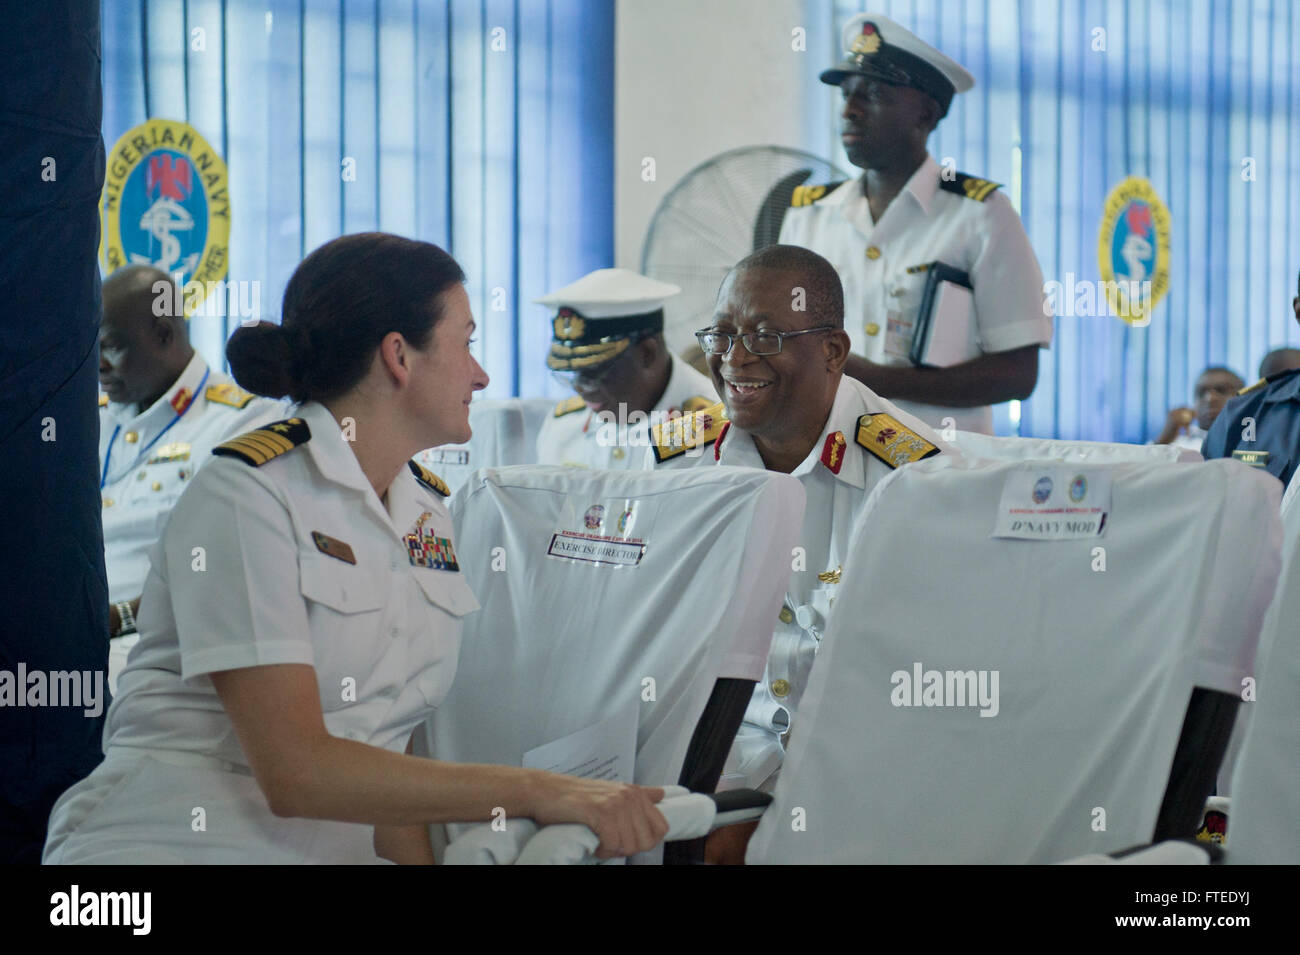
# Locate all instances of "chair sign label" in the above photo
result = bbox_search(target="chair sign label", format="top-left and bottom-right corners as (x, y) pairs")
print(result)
(547, 530), (647, 567)
(991, 467), (1111, 540)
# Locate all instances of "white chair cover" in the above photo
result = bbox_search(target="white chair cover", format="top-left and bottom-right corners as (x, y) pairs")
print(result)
(415, 398), (554, 494)
(952, 430), (1202, 464)
(748, 455), (1281, 864)
(421, 464), (804, 861)
(1229, 465), (1300, 863)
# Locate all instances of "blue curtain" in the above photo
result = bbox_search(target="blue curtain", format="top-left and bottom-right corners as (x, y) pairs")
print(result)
(812, 0), (1300, 441)
(101, 0), (614, 400)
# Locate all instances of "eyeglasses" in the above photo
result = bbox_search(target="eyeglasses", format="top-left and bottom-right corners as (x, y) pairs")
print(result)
(695, 325), (837, 357)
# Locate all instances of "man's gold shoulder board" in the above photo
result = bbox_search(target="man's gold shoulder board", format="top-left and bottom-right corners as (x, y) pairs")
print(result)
(408, 460), (450, 497)
(650, 402), (728, 463)
(790, 181), (847, 208)
(212, 417), (311, 466)
(98, 393), (108, 408)
(1238, 377), (1268, 396)
(939, 173), (1002, 202)
(553, 396), (586, 417)
(205, 382), (256, 409)
(855, 413), (941, 469)
(680, 395), (714, 415)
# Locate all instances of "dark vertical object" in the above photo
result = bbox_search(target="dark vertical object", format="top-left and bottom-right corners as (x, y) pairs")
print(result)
(0, 0), (108, 863)
(141, 0), (152, 116)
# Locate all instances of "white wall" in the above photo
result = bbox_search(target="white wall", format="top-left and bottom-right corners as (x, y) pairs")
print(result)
(614, 0), (840, 271)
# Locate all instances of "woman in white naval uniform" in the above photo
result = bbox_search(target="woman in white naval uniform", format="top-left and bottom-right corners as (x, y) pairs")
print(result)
(44, 233), (668, 864)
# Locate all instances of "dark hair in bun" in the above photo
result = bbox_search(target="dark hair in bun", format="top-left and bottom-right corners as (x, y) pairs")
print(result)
(227, 232), (466, 402)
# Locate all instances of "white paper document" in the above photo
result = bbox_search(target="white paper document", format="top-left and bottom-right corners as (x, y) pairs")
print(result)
(521, 701), (639, 782)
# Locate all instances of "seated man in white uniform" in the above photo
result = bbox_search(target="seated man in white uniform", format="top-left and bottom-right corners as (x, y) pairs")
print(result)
(535, 268), (715, 468)
(647, 245), (955, 859)
(777, 13), (1052, 435)
(98, 266), (283, 691)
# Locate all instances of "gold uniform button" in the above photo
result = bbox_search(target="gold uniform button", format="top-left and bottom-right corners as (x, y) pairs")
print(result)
(151, 481), (162, 491)
(865, 246), (881, 260)
(102, 497), (114, 508)
(771, 679), (791, 698)
(865, 322), (880, 336)
(124, 431), (139, 444)
(612, 447), (626, 461)
(778, 607), (794, 624)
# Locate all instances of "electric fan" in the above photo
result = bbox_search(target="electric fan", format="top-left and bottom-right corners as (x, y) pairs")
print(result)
(640, 145), (852, 356)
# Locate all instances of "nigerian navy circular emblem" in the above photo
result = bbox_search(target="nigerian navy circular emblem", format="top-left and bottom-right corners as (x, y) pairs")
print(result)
(100, 119), (230, 317)
(1098, 176), (1170, 327)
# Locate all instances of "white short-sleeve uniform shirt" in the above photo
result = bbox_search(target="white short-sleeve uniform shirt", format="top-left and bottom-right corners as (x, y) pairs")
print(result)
(778, 155), (1052, 435)
(100, 351), (286, 603)
(649, 375), (954, 790)
(45, 401), (479, 864)
(536, 354), (716, 469)
(100, 353), (286, 691)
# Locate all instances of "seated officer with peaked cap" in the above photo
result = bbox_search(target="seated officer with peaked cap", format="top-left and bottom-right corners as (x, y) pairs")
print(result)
(98, 265), (284, 691)
(535, 268), (715, 469)
(1202, 269), (1300, 487)
(779, 13), (1051, 435)
(647, 246), (955, 826)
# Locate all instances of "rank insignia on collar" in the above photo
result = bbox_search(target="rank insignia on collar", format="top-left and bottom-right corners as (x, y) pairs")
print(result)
(170, 387), (194, 415)
(821, 431), (847, 474)
(856, 413), (941, 469)
(312, 531), (357, 565)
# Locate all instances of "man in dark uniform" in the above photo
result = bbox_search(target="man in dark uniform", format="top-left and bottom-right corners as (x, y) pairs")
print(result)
(1202, 271), (1300, 487)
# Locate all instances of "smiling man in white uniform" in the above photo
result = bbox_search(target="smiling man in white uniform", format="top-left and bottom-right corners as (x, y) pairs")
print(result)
(778, 13), (1052, 435)
(98, 266), (283, 691)
(535, 269), (715, 469)
(648, 247), (955, 850)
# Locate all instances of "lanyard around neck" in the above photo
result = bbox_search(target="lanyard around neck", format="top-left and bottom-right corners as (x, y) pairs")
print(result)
(100, 368), (210, 490)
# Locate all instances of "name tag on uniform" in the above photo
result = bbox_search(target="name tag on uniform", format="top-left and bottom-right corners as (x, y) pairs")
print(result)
(992, 468), (1111, 540)
(1232, 449), (1269, 468)
(312, 531), (357, 564)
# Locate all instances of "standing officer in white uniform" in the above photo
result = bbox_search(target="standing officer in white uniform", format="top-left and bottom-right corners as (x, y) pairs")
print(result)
(779, 13), (1052, 435)
(45, 234), (668, 865)
(647, 246), (953, 860)
(535, 268), (715, 468)
(98, 266), (284, 691)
